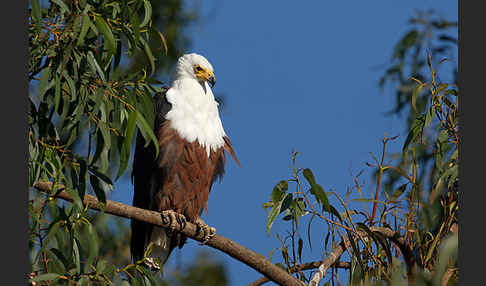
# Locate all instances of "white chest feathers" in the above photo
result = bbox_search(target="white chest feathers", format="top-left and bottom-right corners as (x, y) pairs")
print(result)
(165, 79), (226, 156)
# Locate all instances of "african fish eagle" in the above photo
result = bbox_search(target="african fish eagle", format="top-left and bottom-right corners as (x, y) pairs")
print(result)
(131, 53), (240, 270)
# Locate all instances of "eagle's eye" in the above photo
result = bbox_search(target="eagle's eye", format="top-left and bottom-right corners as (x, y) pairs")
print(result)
(195, 66), (203, 72)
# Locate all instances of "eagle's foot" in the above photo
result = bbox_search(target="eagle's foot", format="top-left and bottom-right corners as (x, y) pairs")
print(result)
(195, 217), (216, 245)
(143, 257), (161, 272)
(161, 210), (187, 231)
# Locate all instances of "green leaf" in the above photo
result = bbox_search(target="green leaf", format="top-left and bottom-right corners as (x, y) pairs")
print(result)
(280, 193), (293, 214)
(39, 67), (52, 101)
(96, 259), (108, 273)
(140, 37), (155, 75)
(373, 231), (394, 266)
(64, 187), (83, 210)
(390, 183), (408, 202)
(31, 0), (41, 33)
(290, 198), (308, 227)
(31, 273), (61, 283)
(347, 230), (365, 272)
(271, 180), (288, 202)
(116, 110), (137, 180)
(138, 265), (158, 286)
(62, 70), (76, 99)
(446, 89), (458, 96)
(135, 110), (159, 158)
(72, 238), (81, 274)
(77, 13), (91, 46)
(90, 175), (106, 206)
(303, 168), (316, 185)
(445, 164), (458, 189)
(424, 106), (435, 127)
(129, 5), (141, 43)
(393, 30), (418, 60)
(50, 248), (70, 270)
(113, 33), (123, 70)
(94, 16), (116, 57)
(78, 159), (87, 201)
(78, 223), (98, 271)
(329, 205), (342, 222)
(357, 222), (380, 249)
(411, 83), (424, 113)
(402, 114), (425, 154)
(97, 121), (111, 150)
(87, 51), (106, 83)
(88, 165), (113, 186)
(140, 0), (152, 27)
(266, 204), (281, 235)
(51, 0), (70, 14)
(54, 74), (61, 114)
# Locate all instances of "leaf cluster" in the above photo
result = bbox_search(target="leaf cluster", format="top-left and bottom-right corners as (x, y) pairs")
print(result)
(262, 36), (458, 286)
(28, 0), (196, 285)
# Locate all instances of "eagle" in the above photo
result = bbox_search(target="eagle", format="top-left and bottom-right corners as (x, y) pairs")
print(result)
(131, 53), (240, 270)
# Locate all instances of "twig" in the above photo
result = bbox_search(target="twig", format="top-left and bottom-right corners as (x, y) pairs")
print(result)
(248, 261), (350, 286)
(33, 181), (303, 286)
(370, 134), (388, 226)
(441, 268), (457, 286)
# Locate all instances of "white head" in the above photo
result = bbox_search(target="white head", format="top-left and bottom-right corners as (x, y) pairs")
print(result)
(173, 53), (216, 87)
(166, 53), (226, 155)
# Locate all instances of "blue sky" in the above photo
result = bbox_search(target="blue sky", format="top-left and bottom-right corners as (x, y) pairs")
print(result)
(110, 1), (458, 285)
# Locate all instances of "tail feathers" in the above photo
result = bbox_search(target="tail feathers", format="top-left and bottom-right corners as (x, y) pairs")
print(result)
(145, 227), (187, 269)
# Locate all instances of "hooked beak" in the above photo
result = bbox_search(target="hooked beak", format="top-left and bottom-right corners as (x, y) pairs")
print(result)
(208, 75), (216, 87)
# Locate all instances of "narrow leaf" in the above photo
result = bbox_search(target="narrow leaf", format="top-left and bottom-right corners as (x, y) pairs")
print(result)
(31, 273), (60, 283)
(88, 165), (113, 186)
(31, 0), (41, 33)
(90, 175), (106, 206)
(303, 168), (316, 185)
(116, 110), (137, 180)
(140, 0), (152, 27)
(140, 37), (155, 75)
(77, 13), (91, 46)
(87, 51), (106, 83)
(411, 83), (424, 113)
(135, 110), (159, 158)
(267, 200), (283, 235)
(94, 15), (116, 57)
(38, 67), (51, 100)
(271, 180), (288, 202)
(51, 0), (70, 13)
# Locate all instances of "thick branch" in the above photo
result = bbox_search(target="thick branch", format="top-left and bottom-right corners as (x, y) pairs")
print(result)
(33, 181), (303, 286)
(249, 261), (350, 286)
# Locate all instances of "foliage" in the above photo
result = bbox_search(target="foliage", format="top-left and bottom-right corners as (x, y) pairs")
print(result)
(378, 10), (458, 196)
(27, 0), (208, 285)
(263, 14), (458, 286)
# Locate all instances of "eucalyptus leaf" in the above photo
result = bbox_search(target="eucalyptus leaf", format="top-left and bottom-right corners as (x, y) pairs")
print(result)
(116, 110), (137, 180)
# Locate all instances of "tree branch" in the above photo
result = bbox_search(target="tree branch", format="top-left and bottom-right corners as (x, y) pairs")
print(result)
(33, 181), (303, 286)
(308, 239), (351, 286)
(368, 226), (416, 276)
(248, 261), (350, 286)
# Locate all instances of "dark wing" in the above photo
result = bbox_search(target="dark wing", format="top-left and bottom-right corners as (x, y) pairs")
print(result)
(130, 89), (171, 262)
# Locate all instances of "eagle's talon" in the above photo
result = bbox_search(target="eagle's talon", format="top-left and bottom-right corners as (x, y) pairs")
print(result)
(161, 210), (187, 231)
(144, 258), (161, 272)
(195, 219), (216, 245)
